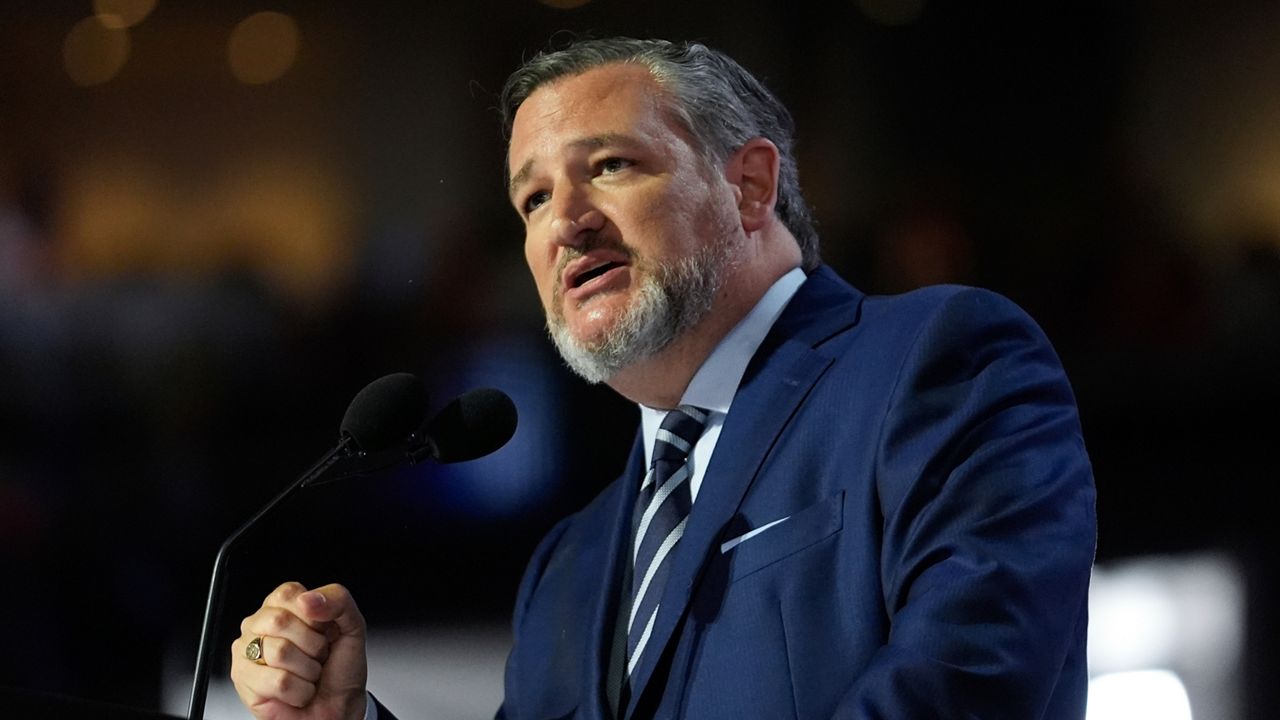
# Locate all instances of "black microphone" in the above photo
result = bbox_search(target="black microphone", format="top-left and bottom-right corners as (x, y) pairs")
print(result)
(187, 373), (427, 720)
(410, 387), (519, 463)
(186, 368), (481, 717)
(314, 386), (520, 484)
(186, 375), (518, 720)
(340, 372), (429, 452)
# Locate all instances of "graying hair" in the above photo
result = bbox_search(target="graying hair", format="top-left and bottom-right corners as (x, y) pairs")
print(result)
(500, 37), (820, 271)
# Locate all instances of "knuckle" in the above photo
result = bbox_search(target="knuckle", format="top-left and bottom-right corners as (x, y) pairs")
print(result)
(270, 580), (305, 603)
(272, 671), (294, 695)
(267, 609), (291, 631)
(273, 638), (294, 664)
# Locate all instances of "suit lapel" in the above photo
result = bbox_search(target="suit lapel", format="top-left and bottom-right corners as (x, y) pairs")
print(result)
(622, 267), (864, 716)
(582, 434), (645, 720)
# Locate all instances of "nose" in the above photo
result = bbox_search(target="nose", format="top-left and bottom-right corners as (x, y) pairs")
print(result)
(550, 185), (605, 248)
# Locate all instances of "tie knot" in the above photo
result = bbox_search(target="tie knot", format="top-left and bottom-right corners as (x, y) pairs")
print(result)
(653, 405), (709, 465)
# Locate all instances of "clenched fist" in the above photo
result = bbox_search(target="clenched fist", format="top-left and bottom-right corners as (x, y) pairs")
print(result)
(230, 582), (368, 720)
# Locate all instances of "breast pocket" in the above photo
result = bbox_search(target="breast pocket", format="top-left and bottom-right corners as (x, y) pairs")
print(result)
(722, 491), (844, 583)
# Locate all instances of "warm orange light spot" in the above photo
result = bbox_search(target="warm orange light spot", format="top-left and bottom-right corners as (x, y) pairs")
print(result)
(58, 154), (354, 306)
(228, 11), (301, 85)
(63, 15), (131, 86)
(93, 0), (157, 28)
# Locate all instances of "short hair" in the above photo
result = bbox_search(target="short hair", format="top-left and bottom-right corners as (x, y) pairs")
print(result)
(499, 37), (820, 271)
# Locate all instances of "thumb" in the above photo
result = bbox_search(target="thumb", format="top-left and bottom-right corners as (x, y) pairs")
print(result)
(296, 583), (366, 636)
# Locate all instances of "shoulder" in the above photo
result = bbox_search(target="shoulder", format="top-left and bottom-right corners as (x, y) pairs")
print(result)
(792, 268), (1046, 349)
(863, 283), (1042, 335)
(842, 283), (1056, 370)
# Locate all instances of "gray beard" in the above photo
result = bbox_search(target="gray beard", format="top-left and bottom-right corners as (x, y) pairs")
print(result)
(547, 247), (726, 384)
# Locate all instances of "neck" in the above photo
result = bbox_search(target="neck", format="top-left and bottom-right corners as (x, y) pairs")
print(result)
(606, 226), (801, 408)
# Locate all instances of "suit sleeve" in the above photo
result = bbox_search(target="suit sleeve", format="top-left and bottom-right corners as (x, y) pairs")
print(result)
(836, 288), (1097, 719)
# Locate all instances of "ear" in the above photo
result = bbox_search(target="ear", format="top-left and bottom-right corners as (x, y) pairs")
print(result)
(724, 137), (781, 233)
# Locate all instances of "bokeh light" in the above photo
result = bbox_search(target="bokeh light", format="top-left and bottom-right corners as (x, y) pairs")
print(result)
(227, 11), (301, 85)
(63, 15), (131, 86)
(93, 0), (158, 29)
(1087, 670), (1193, 720)
(1088, 554), (1244, 719)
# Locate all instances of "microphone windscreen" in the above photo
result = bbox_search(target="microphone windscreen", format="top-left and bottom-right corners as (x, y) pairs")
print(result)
(340, 373), (428, 452)
(426, 388), (518, 463)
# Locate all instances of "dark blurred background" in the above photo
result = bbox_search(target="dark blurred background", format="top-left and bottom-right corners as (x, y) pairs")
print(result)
(1, 1), (1277, 718)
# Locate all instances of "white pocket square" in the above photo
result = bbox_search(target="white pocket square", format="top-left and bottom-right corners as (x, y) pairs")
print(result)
(720, 516), (791, 554)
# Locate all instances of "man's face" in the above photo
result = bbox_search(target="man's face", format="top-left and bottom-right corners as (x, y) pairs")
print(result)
(508, 63), (740, 382)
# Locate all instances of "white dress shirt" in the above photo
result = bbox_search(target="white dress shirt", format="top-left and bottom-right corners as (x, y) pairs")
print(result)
(637, 267), (806, 502)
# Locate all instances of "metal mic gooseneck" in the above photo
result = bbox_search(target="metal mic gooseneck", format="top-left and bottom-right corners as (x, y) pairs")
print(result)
(186, 373), (426, 720)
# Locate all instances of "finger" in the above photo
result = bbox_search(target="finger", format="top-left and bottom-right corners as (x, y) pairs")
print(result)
(294, 583), (366, 638)
(261, 580), (338, 637)
(232, 686), (291, 720)
(231, 634), (322, 683)
(240, 607), (330, 660)
(263, 580), (308, 609)
(232, 660), (317, 709)
(230, 671), (264, 718)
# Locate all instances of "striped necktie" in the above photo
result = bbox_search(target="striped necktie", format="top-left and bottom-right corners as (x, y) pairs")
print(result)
(625, 405), (709, 682)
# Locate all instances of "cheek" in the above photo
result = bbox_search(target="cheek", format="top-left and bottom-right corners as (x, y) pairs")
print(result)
(619, 190), (680, 245)
(524, 239), (555, 304)
(642, 188), (708, 249)
(522, 237), (537, 276)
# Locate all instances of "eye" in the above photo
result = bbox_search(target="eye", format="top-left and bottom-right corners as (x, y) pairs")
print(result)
(523, 189), (550, 214)
(598, 157), (633, 174)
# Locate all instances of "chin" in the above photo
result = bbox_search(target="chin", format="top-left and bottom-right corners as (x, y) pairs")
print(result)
(566, 309), (624, 346)
(570, 326), (617, 353)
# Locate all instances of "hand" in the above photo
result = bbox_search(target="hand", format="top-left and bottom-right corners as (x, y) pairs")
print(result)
(230, 582), (369, 720)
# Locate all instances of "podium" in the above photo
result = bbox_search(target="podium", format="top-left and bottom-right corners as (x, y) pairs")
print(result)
(0, 685), (187, 719)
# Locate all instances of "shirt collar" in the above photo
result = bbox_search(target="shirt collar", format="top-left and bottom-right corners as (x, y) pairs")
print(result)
(640, 266), (806, 428)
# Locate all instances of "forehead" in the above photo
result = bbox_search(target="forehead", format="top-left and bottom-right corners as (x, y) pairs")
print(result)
(507, 63), (685, 174)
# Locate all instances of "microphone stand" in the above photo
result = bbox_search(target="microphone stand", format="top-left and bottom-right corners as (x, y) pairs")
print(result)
(183, 381), (513, 719)
(187, 436), (356, 720)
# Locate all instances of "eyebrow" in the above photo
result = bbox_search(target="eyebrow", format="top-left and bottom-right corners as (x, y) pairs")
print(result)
(507, 133), (637, 201)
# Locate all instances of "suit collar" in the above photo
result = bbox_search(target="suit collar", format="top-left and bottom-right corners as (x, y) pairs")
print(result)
(582, 434), (644, 720)
(621, 265), (864, 716)
(674, 266), (807, 415)
(763, 265), (865, 350)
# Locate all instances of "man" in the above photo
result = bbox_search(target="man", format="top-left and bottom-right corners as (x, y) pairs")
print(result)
(230, 38), (1096, 720)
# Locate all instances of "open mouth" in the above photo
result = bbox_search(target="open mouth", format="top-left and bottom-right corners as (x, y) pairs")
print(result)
(571, 261), (624, 288)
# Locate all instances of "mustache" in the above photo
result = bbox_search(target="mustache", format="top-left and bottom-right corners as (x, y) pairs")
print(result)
(553, 233), (638, 292)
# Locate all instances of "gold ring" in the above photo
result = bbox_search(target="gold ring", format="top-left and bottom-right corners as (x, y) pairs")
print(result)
(246, 636), (267, 665)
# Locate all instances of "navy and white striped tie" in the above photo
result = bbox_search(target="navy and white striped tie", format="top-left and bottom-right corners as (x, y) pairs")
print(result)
(625, 405), (709, 681)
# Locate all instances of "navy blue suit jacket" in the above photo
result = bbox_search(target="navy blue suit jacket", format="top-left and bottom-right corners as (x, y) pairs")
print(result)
(388, 266), (1097, 719)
